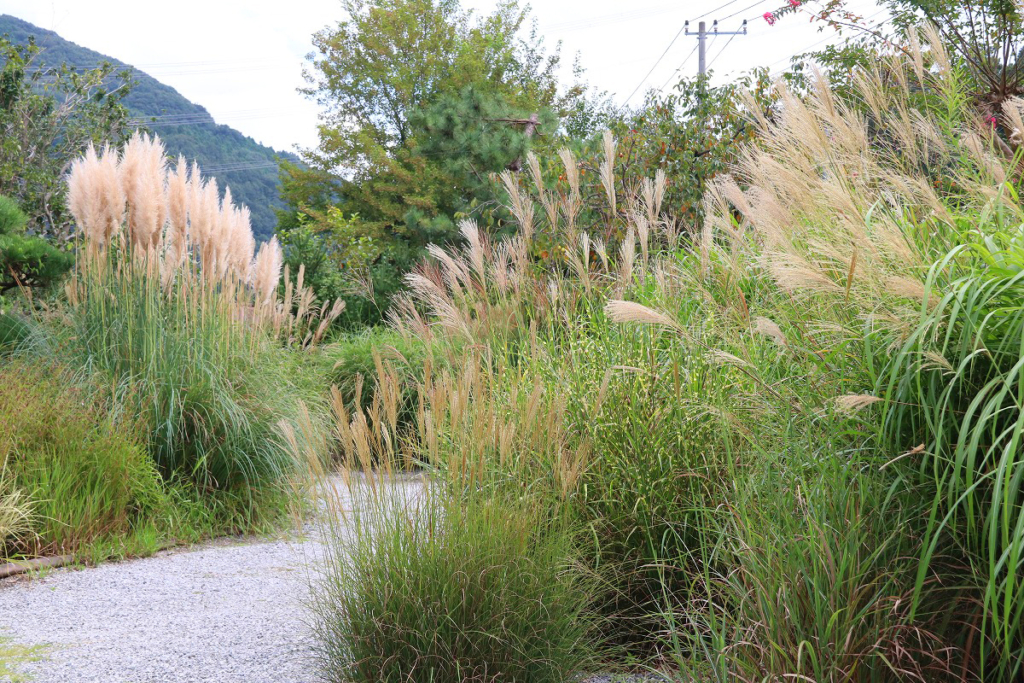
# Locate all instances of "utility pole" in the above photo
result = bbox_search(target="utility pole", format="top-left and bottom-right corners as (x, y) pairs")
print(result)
(698, 21), (707, 75)
(685, 19), (748, 76)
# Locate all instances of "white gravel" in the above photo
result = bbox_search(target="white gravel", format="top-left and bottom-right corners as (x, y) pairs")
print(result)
(0, 475), (424, 683)
(0, 475), (647, 683)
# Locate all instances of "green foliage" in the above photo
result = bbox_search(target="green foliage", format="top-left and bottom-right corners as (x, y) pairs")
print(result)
(881, 231), (1024, 679)
(0, 31), (132, 238)
(612, 70), (774, 228)
(0, 312), (30, 352)
(0, 359), (165, 559)
(695, 444), (933, 682)
(800, 0), (1024, 113)
(0, 195), (26, 233)
(310, 488), (600, 683)
(413, 86), (556, 206)
(0, 194), (73, 294)
(507, 296), (731, 643)
(277, 209), (405, 328)
(321, 24), (1024, 679)
(323, 327), (450, 446)
(284, 0), (604, 324)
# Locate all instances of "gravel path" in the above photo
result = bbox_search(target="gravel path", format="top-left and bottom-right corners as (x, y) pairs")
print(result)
(0, 476), (424, 683)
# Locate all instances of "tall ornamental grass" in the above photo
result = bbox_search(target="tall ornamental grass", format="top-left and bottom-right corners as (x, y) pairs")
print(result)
(59, 133), (336, 495)
(684, 26), (1024, 680)
(882, 232), (1024, 679)
(0, 473), (31, 551)
(313, 24), (1024, 682)
(308, 464), (602, 683)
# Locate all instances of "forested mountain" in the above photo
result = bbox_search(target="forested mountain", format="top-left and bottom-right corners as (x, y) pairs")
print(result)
(0, 14), (296, 240)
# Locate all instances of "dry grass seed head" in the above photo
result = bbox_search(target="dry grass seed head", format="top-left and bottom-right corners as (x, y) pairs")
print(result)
(605, 300), (680, 331)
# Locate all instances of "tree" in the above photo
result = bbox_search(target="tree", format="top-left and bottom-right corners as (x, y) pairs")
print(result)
(610, 69), (776, 231)
(0, 35), (134, 240)
(0, 195), (72, 295)
(285, 0), (601, 325)
(790, 1), (1024, 114)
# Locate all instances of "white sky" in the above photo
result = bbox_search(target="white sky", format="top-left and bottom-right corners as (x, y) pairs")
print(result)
(3, 0), (884, 152)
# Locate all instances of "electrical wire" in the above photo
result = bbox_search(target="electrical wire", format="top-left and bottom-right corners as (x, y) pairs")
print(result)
(618, 0), (776, 110)
(656, 44), (699, 93)
(719, 0), (776, 23)
(705, 30), (740, 72)
(198, 162), (281, 173)
(544, 0), (750, 34)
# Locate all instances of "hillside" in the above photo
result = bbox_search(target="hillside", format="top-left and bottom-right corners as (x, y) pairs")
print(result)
(0, 14), (296, 240)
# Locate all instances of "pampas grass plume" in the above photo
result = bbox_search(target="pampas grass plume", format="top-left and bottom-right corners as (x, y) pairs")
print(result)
(253, 237), (283, 304)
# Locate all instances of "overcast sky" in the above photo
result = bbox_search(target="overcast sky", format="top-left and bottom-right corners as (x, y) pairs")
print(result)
(3, 0), (884, 153)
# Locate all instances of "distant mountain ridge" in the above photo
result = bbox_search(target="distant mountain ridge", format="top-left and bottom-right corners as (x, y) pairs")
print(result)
(0, 14), (297, 240)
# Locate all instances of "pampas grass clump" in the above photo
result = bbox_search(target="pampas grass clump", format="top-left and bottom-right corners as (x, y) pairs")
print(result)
(67, 132), (343, 347)
(57, 133), (331, 493)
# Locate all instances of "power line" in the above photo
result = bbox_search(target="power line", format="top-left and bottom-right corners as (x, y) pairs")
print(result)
(686, 19), (748, 75)
(706, 31), (741, 72)
(200, 163), (281, 173)
(619, 25), (689, 109)
(720, 0), (777, 23)
(692, 0), (750, 22)
(543, 3), (689, 33)
(656, 44), (699, 93)
(618, 0), (762, 110)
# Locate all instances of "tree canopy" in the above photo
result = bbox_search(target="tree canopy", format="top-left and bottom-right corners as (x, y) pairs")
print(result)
(0, 35), (133, 239)
(281, 0), (609, 324)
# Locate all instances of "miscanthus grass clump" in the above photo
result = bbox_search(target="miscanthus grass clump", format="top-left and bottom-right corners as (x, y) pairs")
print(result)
(51, 133), (334, 502)
(309, 467), (602, 683)
(314, 25), (1024, 681)
(0, 472), (31, 551)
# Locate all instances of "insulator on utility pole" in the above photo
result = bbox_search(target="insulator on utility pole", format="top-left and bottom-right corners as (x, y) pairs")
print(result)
(686, 17), (747, 76)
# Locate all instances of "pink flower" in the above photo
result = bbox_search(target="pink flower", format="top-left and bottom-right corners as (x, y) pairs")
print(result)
(988, 116), (998, 127)
(764, 11), (777, 25)
(789, 0), (801, 6)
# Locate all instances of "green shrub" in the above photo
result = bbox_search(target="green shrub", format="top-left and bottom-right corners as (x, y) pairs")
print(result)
(310, 487), (600, 683)
(0, 194), (74, 293)
(0, 360), (165, 559)
(0, 196), (27, 234)
(324, 327), (448, 445)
